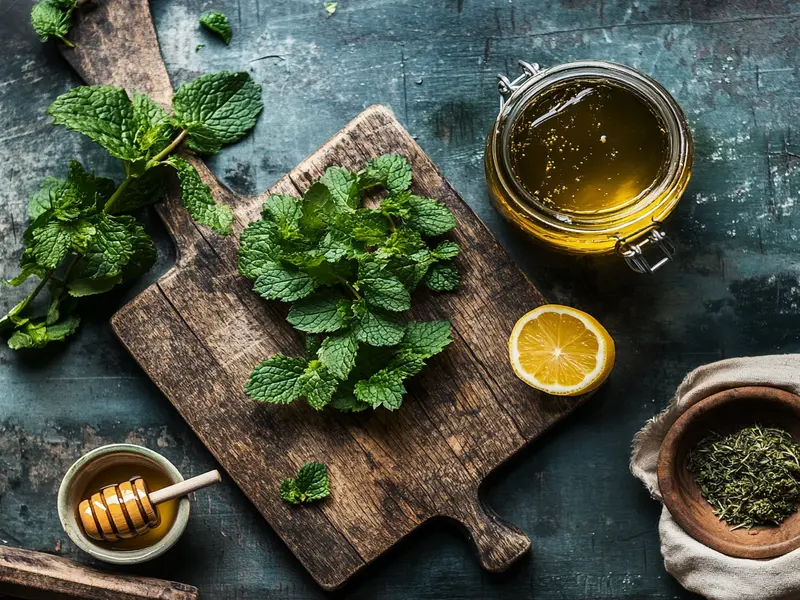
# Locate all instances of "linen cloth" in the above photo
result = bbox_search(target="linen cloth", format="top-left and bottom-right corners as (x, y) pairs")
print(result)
(630, 355), (800, 600)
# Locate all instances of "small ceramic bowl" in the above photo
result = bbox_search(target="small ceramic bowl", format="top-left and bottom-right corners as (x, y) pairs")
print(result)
(58, 443), (190, 564)
(658, 386), (800, 559)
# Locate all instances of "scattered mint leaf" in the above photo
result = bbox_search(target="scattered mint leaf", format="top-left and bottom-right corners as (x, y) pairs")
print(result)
(195, 43), (206, 52)
(425, 261), (460, 291)
(166, 157), (233, 235)
(172, 71), (263, 148)
(287, 291), (351, 333)
(318, 330), (358, 380)
(324, 2), (338, 17)
(253, 262), (317, 302)
(30, 0), (77, 46)
(280, 462), (330, 504)
(246, 355), (307, 404)
(406, 195), (457, 236)
(200, 10), (232, 45)
(48, 86), (141, 161)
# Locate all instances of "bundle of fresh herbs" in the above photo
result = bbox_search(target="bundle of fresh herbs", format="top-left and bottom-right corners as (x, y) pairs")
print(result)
(687, 424), (800, 529)
(1, 72), (263, 349)
(239, 154), (460, 413)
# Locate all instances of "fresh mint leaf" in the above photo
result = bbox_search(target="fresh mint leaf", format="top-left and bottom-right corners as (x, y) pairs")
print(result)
(354, 370), (406, 410)
(361, 154), (412, 193)
(132, 93), (175, 156)
(166, 157), (233, 235)
(296, 360), (337, 409)
(334, 209), (389, 245)
(5, 265), (46, 287)
(351, 299), (405, 346)
(406, 195), (457, 236)
(48, 86), (141, 161)
(401, 320), (452, 358)
(8, 313), (80, 350)
(30, 0), (76, 45)
(287, 291), (351, 333)
(183, 123), (223, 155)
(280, 462), (330, 504)
(300, 183), (337, 234)
(200, 10), (232, 44)
(246, 355), (307, 404)
(70, 214), (134, 279)
(320, 167), (359, 209)
(120, 219), (157, 281)
(172, 72), (263, 147)
(425, 261), (459, 291)
(28, 161), (115, 222)
(238, 220), (280, 279)
(432, 240), (460, 260)
(317, 230), (358, 262)
(357, 261), (411, 312)
(324, 2), (338, 16)
(30, 220), (73, 269)
(253, 262), (317, 302)
(263, 194), (303, 239)
(28, 177), (61, 220)
(318, 330), (358, 380)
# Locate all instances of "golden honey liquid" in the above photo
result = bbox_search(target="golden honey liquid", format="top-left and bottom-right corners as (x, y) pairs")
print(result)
(508, 78), (669, 215)
(79, 462), (178, 550)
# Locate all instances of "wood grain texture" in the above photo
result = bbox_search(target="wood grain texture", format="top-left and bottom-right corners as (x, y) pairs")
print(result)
(658, 386), (800, 559)
(56, 0), (592, 589)
(0, 545), (198, 600)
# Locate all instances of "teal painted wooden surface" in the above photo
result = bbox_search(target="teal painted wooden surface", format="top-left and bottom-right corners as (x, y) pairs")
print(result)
(5, 0), (800, 597)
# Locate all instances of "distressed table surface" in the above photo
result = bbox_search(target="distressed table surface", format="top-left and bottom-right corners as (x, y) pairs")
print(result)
(2, 0), (799, 598)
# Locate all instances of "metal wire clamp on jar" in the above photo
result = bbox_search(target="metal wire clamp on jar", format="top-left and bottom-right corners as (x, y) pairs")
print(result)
(485, 60), (693, 274)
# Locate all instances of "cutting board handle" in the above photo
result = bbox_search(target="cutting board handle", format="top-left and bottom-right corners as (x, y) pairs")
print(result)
(443, 490), (531, 571)
(59, 0), (225, 263)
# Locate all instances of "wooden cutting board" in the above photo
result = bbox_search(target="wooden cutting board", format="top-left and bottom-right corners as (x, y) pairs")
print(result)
(61, 0), (593, 590)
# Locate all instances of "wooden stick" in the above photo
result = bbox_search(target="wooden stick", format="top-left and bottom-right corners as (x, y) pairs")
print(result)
(0, 545), (198, 600)
(149, 470), (221, 505)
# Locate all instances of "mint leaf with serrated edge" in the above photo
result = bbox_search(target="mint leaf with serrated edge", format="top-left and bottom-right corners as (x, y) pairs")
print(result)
(239, 155), (459, 411)
(280, 462), (330, 504)
(425, 261), (460, 291)
(318, 330), (358, 380)
(31, 0), (77, 46)
(172, 72), (263, 147)
(253, 262), (317, 302)
(200, 10), (232, 44)
(406, 195), (457, 236)
(166, 157), (232, 235)
(48, 86), (141, 161)
(360, 154), (412, 193)
(288, 291), (351, 333)
(357, 261), (411, 313)
(246, 355), (307, 404)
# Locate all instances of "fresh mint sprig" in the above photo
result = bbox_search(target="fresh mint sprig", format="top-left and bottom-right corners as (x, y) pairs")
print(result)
(2, 71), (263, 349)
(31, 0), (79, 47)
(240, 155), (459, 412)
(280, 462), (330, 505)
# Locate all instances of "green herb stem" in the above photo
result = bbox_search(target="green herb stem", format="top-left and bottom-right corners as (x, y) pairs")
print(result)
(103, 174), (134, 213)
(58, 36), (74, 48)
(1, 270), (54, 328)
(148, 129), (188, 167)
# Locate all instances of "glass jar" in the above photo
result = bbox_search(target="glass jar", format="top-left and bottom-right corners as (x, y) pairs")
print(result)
(485, 60), (693, 274)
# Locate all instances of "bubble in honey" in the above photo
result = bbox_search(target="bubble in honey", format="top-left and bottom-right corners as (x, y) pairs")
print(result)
(508, 79), (669, 215)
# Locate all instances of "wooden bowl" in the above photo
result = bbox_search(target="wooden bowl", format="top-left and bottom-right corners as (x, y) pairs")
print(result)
(658, 386), (800, 559)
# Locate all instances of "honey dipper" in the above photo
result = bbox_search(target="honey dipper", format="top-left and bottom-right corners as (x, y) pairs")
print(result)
(78, 470), (221, 541)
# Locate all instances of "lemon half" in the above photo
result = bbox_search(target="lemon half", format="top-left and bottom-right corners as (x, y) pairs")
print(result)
(508, 304), (615, 396)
